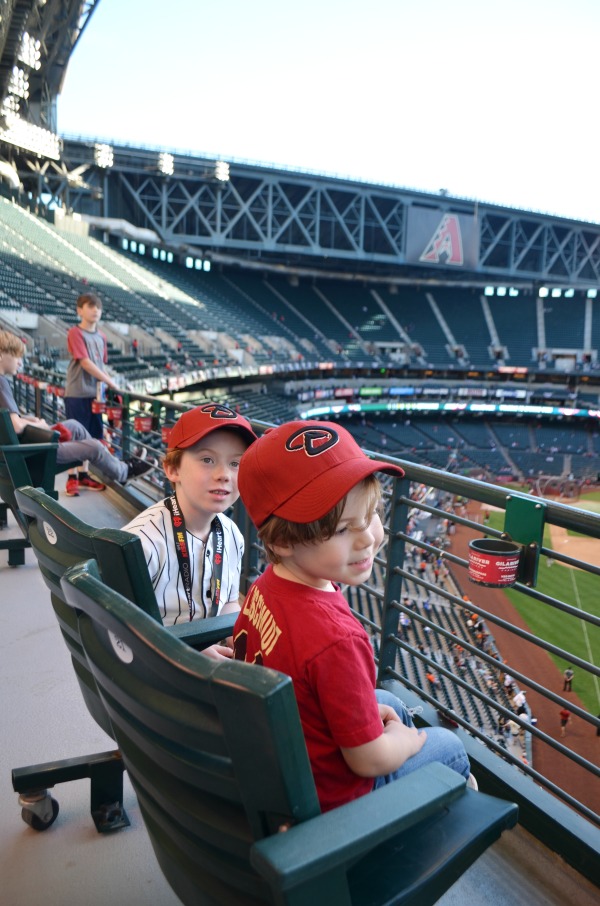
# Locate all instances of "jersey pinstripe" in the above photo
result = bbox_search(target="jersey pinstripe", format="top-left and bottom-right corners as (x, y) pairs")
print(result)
(124, 499), (244, 625)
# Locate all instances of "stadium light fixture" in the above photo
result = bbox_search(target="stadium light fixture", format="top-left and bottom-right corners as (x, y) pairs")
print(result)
(9, 66), (29, 99)
(538, 286), (549, 298)
(158, 152), (174, 175)
(1, 95), (20, 116)
(214, 160), (230, 182)
(497, 286), (507, 297)
(551, 288), (562, 298)
(18, 33), (42, 71)
(509, 287), (519, 297)
(564, 288), (575, 298)
(587, 289), (597, 299)
(0, 112), (61, 159)
(484, 286), (494, 296)
(94, 143), (114, 168)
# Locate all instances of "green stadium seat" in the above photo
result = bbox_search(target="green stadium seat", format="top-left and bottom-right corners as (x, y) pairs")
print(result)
(11, 486), (236, 832)
(59, 558), (518, 906)
(0, 410), (80, 564)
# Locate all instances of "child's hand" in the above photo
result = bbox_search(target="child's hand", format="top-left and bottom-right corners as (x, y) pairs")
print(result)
(203, 643), (234, 661)
(378, 703), (401, 726)
(384, 720), (427, 759)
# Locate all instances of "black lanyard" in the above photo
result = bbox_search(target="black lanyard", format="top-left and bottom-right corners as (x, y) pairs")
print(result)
(165, 495), (224, 620)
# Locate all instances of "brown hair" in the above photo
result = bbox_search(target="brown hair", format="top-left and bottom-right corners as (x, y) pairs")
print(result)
(0, 329), (26, 356)
(76, 292), (102, 310)
(258, 474), (382, 564)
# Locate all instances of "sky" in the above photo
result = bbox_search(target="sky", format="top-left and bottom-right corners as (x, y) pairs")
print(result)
(57, 0), (600, 223)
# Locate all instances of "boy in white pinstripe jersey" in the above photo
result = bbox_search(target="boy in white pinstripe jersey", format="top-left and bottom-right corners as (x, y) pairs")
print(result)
(124, 404), (257, 659)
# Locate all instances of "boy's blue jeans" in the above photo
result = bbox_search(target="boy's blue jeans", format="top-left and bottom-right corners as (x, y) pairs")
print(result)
(372, 689), (471, 789)
(56, 420), (128, 483)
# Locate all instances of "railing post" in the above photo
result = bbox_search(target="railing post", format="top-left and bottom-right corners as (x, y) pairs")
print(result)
(120, 393), (132, 461)
(234, 498), (261, 596)
(377, 474), (411, 683)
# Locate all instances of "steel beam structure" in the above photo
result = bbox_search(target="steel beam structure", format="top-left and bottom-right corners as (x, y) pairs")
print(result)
(16, 138), (600, 289)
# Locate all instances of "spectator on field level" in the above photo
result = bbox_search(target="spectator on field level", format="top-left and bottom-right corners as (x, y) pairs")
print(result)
(399, 612), (411, 639)
(425, 671), (440, 690)
(563, 666), (574, 692)
(559, 708), (571, 737)
(512, 689), (527, 710)
(233, 420), (475, 813)
(124, 404), (257, 654)
(505, 718), (521, 742)
(64, 292), (121, 496)
(0, 329), (152, 489)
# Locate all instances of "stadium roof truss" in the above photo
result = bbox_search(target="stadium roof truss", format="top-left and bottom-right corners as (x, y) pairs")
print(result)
(8, 134), (600, 290)
(1, 3), (599, 289)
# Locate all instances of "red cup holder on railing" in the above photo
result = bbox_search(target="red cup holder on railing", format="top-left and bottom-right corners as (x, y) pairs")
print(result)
(468, 538), (521, 587)
(134, 415), (154, 432)
(91, 400), (106, 414)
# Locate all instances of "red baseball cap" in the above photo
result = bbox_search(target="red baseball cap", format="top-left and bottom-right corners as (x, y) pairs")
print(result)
(167, 403), (257, 451)
(239, 420), (405, 527)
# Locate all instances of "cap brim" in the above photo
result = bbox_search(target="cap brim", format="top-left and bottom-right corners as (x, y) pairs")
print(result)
(169, 423), (257, 451)
(271, 456), (404, 523)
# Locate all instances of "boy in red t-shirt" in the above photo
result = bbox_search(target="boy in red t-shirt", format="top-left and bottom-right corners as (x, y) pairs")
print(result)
(233, 420), (472, 812)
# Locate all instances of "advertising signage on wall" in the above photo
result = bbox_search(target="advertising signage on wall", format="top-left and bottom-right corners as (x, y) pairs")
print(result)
(358, 387), (383, 396)
(299, 400), (599, 421)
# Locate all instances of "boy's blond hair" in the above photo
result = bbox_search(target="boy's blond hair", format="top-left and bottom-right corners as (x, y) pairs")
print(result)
(0, 329), (26, 356)
(258, 474), (382, 564)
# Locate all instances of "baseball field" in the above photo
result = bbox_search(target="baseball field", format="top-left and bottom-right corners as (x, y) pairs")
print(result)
(485, 495), (600, 714)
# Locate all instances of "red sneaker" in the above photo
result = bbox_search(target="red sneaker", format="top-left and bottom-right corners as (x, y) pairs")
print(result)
(65, 477), (80, 497)
(78, 474), (107, 492)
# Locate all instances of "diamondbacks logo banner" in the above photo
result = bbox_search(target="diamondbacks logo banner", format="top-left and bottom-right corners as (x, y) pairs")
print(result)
(406, 209), (479, 269)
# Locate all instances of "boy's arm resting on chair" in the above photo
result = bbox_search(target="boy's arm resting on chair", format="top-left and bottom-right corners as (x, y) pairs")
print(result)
(341, 704), (426, 778)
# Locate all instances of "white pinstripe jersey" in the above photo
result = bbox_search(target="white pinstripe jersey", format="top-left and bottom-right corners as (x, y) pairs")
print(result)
(123, 499), (244, 625)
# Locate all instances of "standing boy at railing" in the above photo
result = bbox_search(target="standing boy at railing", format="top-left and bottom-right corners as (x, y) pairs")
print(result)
(124, 404), (257, 658)
(0, 328), (152, 487)
(233, 420), (474, 813)
(64, 292), (120, 497)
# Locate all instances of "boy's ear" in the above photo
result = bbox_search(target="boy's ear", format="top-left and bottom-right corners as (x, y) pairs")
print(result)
(163, 459), (180, 484)
(270, 541), (292, 559)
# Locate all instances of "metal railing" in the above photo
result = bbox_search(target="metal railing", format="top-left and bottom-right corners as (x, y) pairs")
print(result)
(238, 449), (600, 885)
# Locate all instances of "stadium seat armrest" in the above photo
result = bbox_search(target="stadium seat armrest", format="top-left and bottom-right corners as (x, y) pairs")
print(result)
(251, 762), (465, 890)
(167, 612), (237, 648)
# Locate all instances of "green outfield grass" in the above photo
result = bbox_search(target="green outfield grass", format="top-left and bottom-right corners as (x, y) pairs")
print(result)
(563, 497), (600, 537)
(482, 506), (600, 714)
